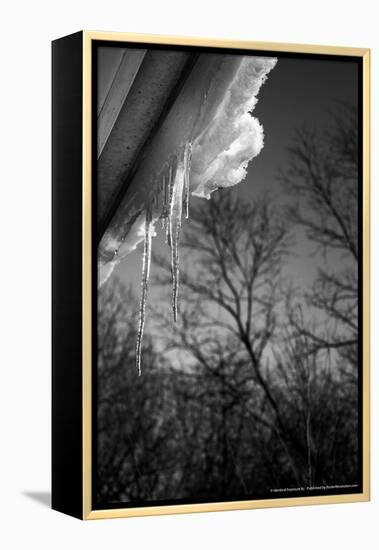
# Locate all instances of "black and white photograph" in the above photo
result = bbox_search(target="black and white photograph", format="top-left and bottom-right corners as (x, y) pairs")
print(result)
(94, 42), (363, 509)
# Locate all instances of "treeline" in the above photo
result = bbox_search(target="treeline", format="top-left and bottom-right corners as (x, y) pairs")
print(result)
(96, 107), (359, 505)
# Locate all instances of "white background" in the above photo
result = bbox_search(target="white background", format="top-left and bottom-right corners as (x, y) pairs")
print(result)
(0, 1), (377, 548)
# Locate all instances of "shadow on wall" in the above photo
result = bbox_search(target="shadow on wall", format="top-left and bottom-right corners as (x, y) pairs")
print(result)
(22, 491), (51, 508)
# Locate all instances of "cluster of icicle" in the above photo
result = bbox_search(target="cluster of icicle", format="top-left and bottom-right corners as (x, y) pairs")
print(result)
(135, 142), (192, 375)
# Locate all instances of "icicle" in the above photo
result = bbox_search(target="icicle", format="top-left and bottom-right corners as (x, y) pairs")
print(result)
(183, 142), (192, 219)
(135, 143), (191, 372)
(135, 211), (153, 376)
(161, 170), (172, 242)
(161, 175), (166, 230)
(166, 165), (175, 246)
(168, 159), (186, 322)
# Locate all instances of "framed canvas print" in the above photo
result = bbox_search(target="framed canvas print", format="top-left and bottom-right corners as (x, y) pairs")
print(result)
(52, 31), (370, 520)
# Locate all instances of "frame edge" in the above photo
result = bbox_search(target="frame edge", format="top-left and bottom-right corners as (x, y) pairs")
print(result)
(81, 33), (371, 520)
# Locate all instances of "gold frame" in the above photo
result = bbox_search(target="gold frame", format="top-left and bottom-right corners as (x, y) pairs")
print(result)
(82, 31), (370, 520)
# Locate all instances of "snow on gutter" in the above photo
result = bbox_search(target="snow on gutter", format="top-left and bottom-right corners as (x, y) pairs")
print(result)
(98, 53), (277, 372)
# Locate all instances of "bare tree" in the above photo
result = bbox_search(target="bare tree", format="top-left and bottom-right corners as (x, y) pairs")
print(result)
(152, 138), (359, 490)
(280, 105), (358, 376)
(275, 105), (360, 485)
(152, 190), (319, 485)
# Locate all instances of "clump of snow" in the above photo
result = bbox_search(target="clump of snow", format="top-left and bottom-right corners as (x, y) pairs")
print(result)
(190, 56), (277, 199)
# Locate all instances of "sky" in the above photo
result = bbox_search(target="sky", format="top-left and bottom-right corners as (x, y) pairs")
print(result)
(107, 52), (358, 302)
